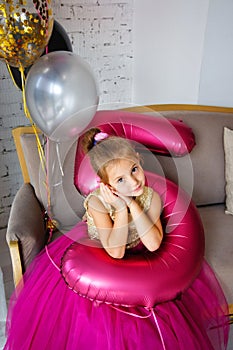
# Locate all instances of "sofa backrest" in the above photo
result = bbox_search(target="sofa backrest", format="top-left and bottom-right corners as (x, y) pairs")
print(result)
(15, 105), (233, 232)
(147, 109), (233, 206)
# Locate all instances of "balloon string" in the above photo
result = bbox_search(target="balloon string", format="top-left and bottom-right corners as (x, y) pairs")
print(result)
(44, 140), (56, 247)
(56, 143), (64, 177)
(151, 308), (167, 350)
(19, 64), (56, 243)
(110, 305), (151, 319)
(46, 138), (52, 214)
(44, 159), (59, 274)
(19, 64), (47, 174)
(45, 243), (60, 271)
(110, 305), (166, 350)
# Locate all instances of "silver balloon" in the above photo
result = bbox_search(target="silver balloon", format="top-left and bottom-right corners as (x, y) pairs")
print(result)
(25, 51), (99, 142)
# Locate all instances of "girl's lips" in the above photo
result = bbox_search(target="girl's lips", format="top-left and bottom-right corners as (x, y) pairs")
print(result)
(133, 184), (142, 194)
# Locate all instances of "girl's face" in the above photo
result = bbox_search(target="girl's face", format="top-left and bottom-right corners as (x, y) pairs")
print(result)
(106, 158), (145, 197)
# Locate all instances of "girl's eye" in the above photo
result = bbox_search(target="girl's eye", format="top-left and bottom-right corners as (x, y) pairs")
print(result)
(117, 177), (123, 184)
(132, 166), (138, 173)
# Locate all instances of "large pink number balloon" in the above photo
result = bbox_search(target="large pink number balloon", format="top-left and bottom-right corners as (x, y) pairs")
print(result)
(61, 171), (204, 307)
(60, 113), (204, 307)
(74, 110), (196, 196)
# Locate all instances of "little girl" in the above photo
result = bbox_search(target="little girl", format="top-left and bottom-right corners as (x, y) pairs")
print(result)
(4, 129), (229, 350)
(82, 128), (163, 259)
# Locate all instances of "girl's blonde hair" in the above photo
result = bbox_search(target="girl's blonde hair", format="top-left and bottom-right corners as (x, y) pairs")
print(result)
(81, 128), (141, 183)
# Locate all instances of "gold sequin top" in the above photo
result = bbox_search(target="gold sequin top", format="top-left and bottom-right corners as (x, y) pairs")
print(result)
(83, 186), (153, 249)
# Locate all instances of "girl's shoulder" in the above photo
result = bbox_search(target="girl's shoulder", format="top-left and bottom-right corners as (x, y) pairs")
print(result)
(137, 186), (161, 211)
(84, 188), (111, 213)
(137, 186), (154, 211)
(84, 188), (99, 210)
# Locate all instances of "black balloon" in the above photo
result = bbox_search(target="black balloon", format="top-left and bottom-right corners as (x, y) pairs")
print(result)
(8, 20), (73, 90)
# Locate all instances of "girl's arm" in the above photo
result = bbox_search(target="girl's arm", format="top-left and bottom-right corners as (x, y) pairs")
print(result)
(87, 186), (129, 258)
(128, 190), (163, 251)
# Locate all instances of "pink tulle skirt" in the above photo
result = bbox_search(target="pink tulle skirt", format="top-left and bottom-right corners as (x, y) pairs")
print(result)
(4, 222), (229, 350)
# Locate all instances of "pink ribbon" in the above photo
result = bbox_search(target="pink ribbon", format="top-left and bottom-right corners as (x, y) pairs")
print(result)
(94, 132), (109, 144)
(110, 305), (167, 350)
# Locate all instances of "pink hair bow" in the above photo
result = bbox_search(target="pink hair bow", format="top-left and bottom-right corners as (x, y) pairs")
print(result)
(94, 132), (109, 145)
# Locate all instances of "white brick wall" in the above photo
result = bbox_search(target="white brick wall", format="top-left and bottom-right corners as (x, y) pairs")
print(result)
(0, 0), (133, 230)
(0, 67), (26, 230)
(53, 1), (133, 107)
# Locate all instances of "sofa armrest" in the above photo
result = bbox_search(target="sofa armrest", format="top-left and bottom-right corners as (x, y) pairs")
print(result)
(8, 240), (23, 287)
(6, 183), (46, 285)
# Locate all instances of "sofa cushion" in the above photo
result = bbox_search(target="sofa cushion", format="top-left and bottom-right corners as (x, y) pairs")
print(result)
(6, 183), (45, 271)
(198, 204), (233, 304)
(223, 127), (233, 215)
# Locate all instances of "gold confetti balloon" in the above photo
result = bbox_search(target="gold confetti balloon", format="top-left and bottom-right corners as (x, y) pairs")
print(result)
(0, 0), (53, 68)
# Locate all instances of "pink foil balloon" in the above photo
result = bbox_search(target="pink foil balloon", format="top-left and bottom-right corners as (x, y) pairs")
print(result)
(61, 112), (203, 307)
(74, 110), (196, 196)
(61, 171), (204, 307)
(86, 109), (195, 155)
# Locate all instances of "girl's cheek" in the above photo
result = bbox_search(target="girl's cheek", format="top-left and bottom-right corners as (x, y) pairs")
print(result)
(117, 185), (130, 195)
(114, 184), (123, 194)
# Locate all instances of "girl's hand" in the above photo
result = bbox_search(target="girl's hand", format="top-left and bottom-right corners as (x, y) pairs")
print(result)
(100, 183), (127, 211)
(111, 190), (133, 208)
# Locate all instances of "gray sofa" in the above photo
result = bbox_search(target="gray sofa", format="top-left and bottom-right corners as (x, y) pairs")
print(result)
(6, 104), (233, 313)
